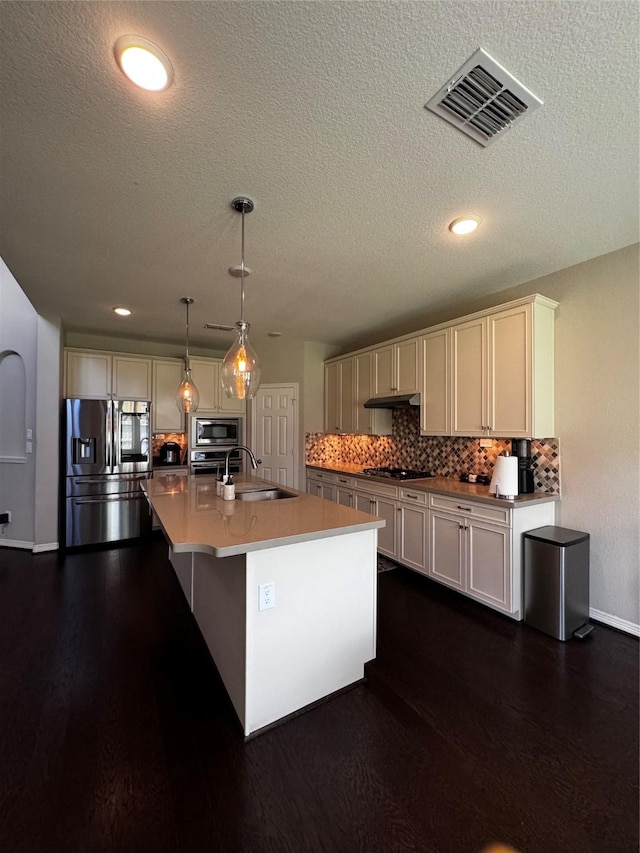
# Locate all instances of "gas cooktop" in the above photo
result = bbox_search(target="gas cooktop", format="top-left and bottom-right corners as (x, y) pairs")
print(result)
(362, 467), (434, 481)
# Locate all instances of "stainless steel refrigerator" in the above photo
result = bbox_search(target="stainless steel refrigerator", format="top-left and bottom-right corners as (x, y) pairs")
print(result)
(64, 398), (152, 547)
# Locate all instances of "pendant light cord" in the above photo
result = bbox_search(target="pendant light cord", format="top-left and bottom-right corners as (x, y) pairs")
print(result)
(185, 299), (191, 368)
(240, 208), (246, 325)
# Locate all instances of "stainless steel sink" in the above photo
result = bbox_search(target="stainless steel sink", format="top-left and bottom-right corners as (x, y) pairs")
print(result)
(235, 488), (296, 502)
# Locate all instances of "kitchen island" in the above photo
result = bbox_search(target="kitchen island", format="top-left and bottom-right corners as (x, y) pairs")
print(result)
(143, 473), (384, 737)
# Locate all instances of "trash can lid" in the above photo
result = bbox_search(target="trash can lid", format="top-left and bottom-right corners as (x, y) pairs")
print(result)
(524, 525), (590, 546)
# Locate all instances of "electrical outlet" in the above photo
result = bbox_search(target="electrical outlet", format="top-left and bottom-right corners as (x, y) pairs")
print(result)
(258, 582), (275, 611)
(0, 511), (11, 525)
(479, 438), (493, 448)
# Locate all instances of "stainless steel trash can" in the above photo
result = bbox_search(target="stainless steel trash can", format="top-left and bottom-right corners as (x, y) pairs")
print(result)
(524, 526), (590, 640)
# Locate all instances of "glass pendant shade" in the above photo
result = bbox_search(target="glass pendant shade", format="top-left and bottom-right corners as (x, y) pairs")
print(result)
(175, 364), (200, 414)
(221, 321), (261, 400)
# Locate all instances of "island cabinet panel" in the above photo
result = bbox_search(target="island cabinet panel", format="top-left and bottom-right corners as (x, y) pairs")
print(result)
(192, 553), (247, 725)
(244, 530), (377, 735)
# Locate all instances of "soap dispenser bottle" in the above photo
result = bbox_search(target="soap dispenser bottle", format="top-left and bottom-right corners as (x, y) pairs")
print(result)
(223, 474), (235, 501)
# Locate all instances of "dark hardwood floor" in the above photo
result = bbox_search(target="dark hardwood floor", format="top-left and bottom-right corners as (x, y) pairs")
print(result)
(1, 536), (637, 853)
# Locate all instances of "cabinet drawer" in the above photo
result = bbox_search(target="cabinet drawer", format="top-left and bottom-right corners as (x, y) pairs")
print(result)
(429, 493), (511, 526)
(335, 475), (354, 488)
(399, 487), (428, 505)
(308, 470), (336, 483)
(352, 477), (399, 498)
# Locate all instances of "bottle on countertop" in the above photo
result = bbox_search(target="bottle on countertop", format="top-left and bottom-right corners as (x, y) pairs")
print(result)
(216, 473), (227, 497)
(223, 475), (235, 501)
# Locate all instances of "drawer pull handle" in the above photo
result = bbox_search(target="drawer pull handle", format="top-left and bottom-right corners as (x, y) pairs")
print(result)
(457, 505), (472, 512)
(405, 494), (418, 500)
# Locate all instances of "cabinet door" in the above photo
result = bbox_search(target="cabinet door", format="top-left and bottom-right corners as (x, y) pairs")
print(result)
(152, 360), (185, 433)
(429, 510), (465, 591)
(467, 520), (511, 611)
(65, 351), (112, 399)
(336, 486), (353, 507)
(373, 345), (394, 396)
(324, 362), (341, 433)
(395, 338), (420, 394)
(340, 358), (355, 433)
(398, 502), (428, 574)
(451, 318), (486, 436)
(307, 479), (323, 497)
(218, 359), (246, 414)
(421, 329), (450, 435)
(373, 495), (397, 559)
(355, 352), (392, 436)
(487, 304), (531, 437)
(354, 352), (373, 433)
(112, 356), (152, 401)
(190, 359), (219, 411)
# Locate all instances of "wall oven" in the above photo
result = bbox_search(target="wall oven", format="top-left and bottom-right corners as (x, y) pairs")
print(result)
(191, 416), (242, 449)
(190, 448), (243, 476)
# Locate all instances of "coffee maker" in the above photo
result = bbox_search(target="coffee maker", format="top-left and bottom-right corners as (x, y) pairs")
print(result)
(511, 439), (535, 494)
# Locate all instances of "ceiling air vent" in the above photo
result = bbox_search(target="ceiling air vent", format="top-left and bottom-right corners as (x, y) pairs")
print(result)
(425, 47), (542, 147)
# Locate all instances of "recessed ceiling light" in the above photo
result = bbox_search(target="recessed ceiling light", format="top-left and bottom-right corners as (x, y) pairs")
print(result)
(449, 216), (481, 235)
(113, 306), (132, 316)
(114, 35), (174, 92)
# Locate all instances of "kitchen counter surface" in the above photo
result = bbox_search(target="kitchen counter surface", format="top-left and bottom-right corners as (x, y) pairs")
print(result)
(142, 473), (384, 558)
(306, 463), (560, 507)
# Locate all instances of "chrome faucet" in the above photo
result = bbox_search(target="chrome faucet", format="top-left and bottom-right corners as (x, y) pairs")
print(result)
(225, 445), (259, 480)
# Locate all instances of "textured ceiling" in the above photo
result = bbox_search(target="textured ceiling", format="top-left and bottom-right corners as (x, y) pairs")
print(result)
(1, 1), (638, 354)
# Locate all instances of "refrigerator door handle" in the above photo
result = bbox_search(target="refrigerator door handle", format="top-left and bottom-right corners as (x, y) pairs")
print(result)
(73, 494), (146, 505)
(105, 403), (113, 469)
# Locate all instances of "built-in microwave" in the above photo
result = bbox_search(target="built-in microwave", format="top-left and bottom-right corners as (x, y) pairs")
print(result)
(190, 416), (242, 449)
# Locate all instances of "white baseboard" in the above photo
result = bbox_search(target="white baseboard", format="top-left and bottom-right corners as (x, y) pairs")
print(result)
(0, 538), (35, 550)
(32, 542), (59, 553)
(590, 608), (640, 637)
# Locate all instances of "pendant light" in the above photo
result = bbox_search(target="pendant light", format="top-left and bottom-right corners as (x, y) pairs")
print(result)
(220, 197), (262, 400)
(175, 297), (200, 414)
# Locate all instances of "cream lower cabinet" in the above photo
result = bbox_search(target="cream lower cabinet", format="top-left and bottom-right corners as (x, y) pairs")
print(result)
(428, 492), (556, 619)
(306, 470), (337, 501)
(396, 487), (428, 574)
(354, 487), (397, 559)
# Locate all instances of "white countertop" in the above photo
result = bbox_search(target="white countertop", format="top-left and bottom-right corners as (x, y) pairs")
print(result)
(306, 463), (560, 507)
(142, 473), (385, 558)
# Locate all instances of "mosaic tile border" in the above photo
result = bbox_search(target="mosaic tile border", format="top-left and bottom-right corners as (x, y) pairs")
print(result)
(306, 409), (560, 494)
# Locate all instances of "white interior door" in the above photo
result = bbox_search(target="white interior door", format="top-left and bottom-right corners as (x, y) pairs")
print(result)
(249, 384), (298, 488)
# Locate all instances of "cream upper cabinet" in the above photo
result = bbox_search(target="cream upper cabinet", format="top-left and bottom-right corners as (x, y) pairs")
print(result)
(324, 357), (354, 433)
(373, 337), (420, 397)
(421, 328), (450, 436)
(65, 349), (151, 400)
(451, 297), (556, 438)
(190, 358), (246, 414)
(152, 359), (185, 433)
(112, 356), (152, 400)
(451, 317), (486, 436)
(488, 300), (555, 438)
(354, 352), (392, 436)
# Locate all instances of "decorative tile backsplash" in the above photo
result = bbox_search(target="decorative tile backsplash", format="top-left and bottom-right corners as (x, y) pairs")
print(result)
(306, 408), (560, 494)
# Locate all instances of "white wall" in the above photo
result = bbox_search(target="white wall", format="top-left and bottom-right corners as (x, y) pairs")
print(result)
(379, 245), (640, 631)
(0, 259), (61, 551)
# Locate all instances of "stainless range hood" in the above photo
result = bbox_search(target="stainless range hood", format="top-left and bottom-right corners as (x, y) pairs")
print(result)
(363, 393), (420, 409)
